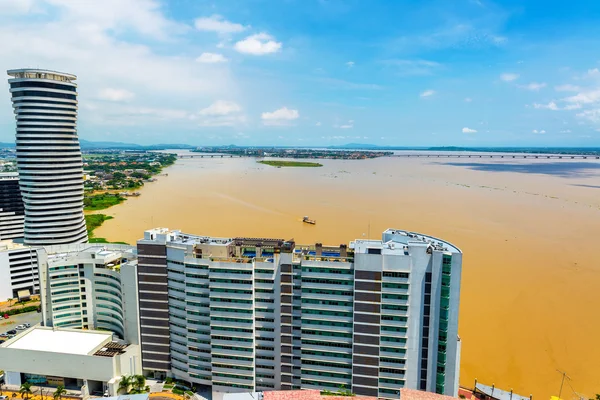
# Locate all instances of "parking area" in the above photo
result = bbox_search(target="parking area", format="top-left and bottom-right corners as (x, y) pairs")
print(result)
(0, 311), (42, 336)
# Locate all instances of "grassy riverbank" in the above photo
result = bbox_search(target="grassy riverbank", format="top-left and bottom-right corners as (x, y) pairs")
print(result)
(84, 193), (126, 211)
(258, 160), (323, 167)
(85, 214), (128, 244)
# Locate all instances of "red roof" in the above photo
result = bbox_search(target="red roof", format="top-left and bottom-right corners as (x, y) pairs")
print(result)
(261, 389), (457, 400)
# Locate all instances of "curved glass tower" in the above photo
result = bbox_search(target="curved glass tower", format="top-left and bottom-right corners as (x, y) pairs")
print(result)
(7, 69), (87, 245)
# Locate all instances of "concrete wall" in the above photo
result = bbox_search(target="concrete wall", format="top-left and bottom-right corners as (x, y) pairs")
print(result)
(0, 347), (117, 382)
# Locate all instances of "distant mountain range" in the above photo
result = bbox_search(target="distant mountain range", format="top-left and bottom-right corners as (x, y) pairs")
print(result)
(0, 140), (196, 150)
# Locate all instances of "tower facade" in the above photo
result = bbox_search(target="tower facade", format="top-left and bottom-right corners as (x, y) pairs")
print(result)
(0, 172), (25, 240)
(7, 69), (87, 245)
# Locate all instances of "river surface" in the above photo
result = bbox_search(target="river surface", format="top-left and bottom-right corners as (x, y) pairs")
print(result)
(94, 151), (600, 398)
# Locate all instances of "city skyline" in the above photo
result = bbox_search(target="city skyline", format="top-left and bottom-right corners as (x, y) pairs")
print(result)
(0, 0), (600, 147)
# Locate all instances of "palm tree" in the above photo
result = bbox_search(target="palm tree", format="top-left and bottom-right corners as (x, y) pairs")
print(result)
(132, 375), (146, 393)
(118, 376), (131, 394)
(53, 386), (66, 400)
(19, 382), (32, 400)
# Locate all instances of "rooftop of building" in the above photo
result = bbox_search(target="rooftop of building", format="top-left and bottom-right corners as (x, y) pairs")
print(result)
(0, 239), (27, 252)
(141, 227), (460, 259)
(102, 395), (149, 400)
(7, 68), (77, 81)
(0, 172), (18, 180)
(2, 326), (112, 355)
(45, 243), (136, 269)
(351, 228), (461, 255)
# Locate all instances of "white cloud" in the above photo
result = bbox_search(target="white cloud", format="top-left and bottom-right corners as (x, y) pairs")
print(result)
(196, 52), (228, 63)
(500, 73), (519, 82)
(532, 129), (546, 134)
(315, 122), (322, 126)
(346, 61), (355, 68)
(576, 109), (600, 123)
(98, 88), (135, 102)
(564, 89), (600, 104)
(383, 59), (441, 76)
(560, 129), (572, 133)
(194, 15), (246, 34)
(420, 89), (435, 98)
(462, 127), (477, 133)
(533, 102), (558, 110)
(520, 82), (547, 91)
(261, 107), (299, 125)
(1, 0), (35, 14)
(339, 120), (354, 129)
(588, 68), (600, 78)
(464, 97), (472, 102)
(555, 84), (580, 92)
(199, 100), (241, 116)
(564, 104), (582, 110)
(234, 33), (281, 55)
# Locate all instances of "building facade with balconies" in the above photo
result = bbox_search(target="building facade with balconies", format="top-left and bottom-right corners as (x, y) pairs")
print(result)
(38, 243), (140, 345)
(137, 228), (462, 398)
(0, 172), (25, 241)
(7, 69), (87, 245)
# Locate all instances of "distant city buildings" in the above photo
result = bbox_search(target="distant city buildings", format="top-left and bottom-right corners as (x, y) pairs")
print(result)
(137, 227), (463, 397)
(0, 172), (25, 241)
(7, 68), (87, 245)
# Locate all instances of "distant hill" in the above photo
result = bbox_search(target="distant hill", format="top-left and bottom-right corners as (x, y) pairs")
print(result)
(79, 140), (196, 150)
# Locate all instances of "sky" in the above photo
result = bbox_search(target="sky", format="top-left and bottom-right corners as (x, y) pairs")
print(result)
(2, 0), (600, 147)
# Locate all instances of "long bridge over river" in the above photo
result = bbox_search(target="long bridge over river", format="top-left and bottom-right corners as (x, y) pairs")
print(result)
(179, 153), (599, 160)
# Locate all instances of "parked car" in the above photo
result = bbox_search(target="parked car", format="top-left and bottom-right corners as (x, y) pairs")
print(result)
(1, 395), (9, 400)
(7, 329), (17, 335)
(15, 324), (26, 330)
(0, 333), (8, 338)
(24, 322), (31, 328)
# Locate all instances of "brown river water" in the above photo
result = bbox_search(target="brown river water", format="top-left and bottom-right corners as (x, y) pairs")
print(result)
(93, 152), (600, 398)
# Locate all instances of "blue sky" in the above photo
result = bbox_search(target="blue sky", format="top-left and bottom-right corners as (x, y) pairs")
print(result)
(2, 0), (600, 146)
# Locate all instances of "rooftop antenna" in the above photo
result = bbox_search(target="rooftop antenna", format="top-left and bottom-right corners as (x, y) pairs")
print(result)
(556, 369), (571, 399)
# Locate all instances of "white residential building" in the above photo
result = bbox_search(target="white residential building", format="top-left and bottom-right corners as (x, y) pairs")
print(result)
(136, 228), (463, 397)
(0, 240), (42, 301)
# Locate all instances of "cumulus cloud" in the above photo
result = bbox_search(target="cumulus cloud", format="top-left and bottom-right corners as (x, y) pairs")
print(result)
(346, 61), (355, 68)
(199, 100), (241, 116)
(315, 122), (322, 126)
(234, 33), (281, 55)
(560, 129), (572, 133)
(196, 52), (228, 63)
(420, 89), (435, 98)
(533, 102), (559, 110)
(532, 129), (546, 134)
(195, 100), (245, 126)
(576, 109), (600, 123)
(520, 82), (547, 91)
(261, 107), (299, 125)
(194, 15), (246, 34)
(500, 73), (519, 82)
(462, 127), (477, 133)
(98, 88), (135, 102)
(555, 84), (580, 92)
(564, 89), (600, 104)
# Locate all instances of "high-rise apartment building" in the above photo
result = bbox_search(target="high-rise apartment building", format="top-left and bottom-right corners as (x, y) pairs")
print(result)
(0, 172), (25, 240)
(38, 244), (141, 344)
(7, 69), (87, 245)
(0, 241), (41, 302)
(137, 228), (462, 397)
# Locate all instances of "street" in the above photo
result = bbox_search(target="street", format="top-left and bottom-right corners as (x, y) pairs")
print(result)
(0, 311), (42, 334)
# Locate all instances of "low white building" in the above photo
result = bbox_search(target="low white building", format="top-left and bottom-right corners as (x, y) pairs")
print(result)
(0, 326), (141, 396)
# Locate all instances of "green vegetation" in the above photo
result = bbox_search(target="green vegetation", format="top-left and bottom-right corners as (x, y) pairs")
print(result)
(19, 382), (32, 400)
(84, 193), (125, 211)
(53, 385), (67, 400)
(5, 305), (39, 316)
(118, 375), (147, 394)
(321, 385), (355, 397)
(172, 388), (184, 395)
(85, 214), (113, 234)
(84, 214), (128, 245)
(258, 160), (323, 168)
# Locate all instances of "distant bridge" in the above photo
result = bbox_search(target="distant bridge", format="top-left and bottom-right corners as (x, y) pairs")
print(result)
(179, 154), (244, 158)
(389, 154), (600, 160)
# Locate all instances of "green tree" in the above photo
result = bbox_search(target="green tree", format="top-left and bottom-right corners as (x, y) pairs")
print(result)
(53, 386), (66, 400)
(19, 382), (32, 400)
(118, 376), (131, 394)
(132, 375), (146, 393)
